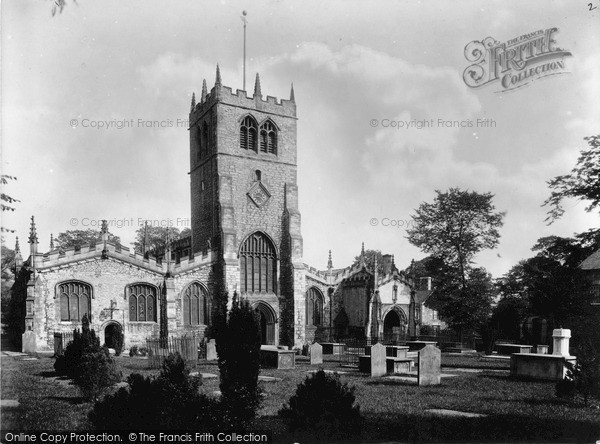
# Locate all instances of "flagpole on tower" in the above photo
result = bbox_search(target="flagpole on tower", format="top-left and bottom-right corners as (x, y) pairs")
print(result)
(241, 10), (247, 90)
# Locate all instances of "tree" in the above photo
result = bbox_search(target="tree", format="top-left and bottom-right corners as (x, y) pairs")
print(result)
(132, 225), (184, 255)
(406, 188), (504, 336)
(351, 249), (384, 275)
(1, 242), (16, 324)
(215, 293), (262, 429)
(55, 229), (120, 250)
(1, 175), (20, 233)
(499, 236), (596, 329)
(406, 188), (505, 287)
(544, 134), (600, 223)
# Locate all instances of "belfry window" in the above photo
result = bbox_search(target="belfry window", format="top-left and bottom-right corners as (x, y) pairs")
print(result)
(240, 116), (258, 152)
(259, 120), (277, 155)
(183, 282), (210, 326)
(59, 281), (92, 322)
(128, 284), (157, 322)
(240, 232), (277, 293)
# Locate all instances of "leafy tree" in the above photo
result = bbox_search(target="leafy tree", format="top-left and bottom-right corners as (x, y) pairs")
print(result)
(1, 175), (20, 233)
(55, 229), (120, 250)
(425, 266), (496, 335)
(1, 242), (16, 323)
(351, 249), (384, 275)
(406, 188), (505, 287)
(132, 225), (183, 255)
(406, 188), (504, 336)
(215, 292), (262, 429)
(498, 236), (596, 329)
(544, 134), (600, 223)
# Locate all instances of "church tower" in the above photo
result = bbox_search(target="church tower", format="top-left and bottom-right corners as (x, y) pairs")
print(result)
(188, 67), (305, 347)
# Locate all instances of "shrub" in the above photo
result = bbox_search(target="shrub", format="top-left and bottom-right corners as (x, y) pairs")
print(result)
(89, 352), (218, 430)
(60, 315), (102, 380)
(129, 345), (138, 357)
(111, 324), (124, 356)
(76, 348), (121, 401)
(215, 293), (262, 429)
(279, 369), (363, 439)
(556, 333), (600, 406)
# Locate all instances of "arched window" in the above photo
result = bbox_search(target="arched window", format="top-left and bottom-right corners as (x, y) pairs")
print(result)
(58, 281), (92, 322)
(183, 282), (210, 326)
(240, 232), (277, 294)
(128, 284), (157, 322)
(306, 287), (324, 326)
(240, 116), (258, 152)
(260, 120), (277, 155)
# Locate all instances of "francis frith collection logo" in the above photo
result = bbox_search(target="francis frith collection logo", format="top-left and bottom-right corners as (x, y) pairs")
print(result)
(463, 28), (572, 92)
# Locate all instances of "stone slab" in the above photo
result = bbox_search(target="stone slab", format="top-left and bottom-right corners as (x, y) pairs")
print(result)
(320, 343), (344, 355)
(3, 351), (28, 357)
(370, 343), (387, 377)
(309, 343), (323, 365)
(306, 369), (348, 375)
(510, 353), (576, 380)
(19, 357), (39, 361)
(418, 344), (441, 386)
(259, 348), (295, 369)
(22, 331), (36, 354)
(200, 373), (218, 379)
(258, 376), (282, 382)
(496, 343), (533, 355)
(426, 409), (487, 418)
(1, 400), (20, 408)
(206, 339), (217, 361)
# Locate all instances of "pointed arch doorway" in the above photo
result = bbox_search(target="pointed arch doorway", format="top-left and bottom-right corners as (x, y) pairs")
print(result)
(383, 307), (407, 342)
(253, 301), (277, 345)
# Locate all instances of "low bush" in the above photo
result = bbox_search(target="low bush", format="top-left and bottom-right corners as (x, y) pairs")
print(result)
(90, 352), (218, 430)
(279, 369), (363, 439)
(77, 349), (121, 401)
(129, 345), (138, 357)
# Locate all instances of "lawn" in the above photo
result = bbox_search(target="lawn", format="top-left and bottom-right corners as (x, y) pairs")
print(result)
(2, 351), (599, 443)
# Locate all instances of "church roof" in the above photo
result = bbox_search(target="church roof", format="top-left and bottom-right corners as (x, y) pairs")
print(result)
(581, 249), (600, 270)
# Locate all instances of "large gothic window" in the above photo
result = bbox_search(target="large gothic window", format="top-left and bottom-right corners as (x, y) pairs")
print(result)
(240, 116), (258, 152)
(306, 287), (324, 326)
(128, 284), (157, 322)
(59, 281), (92, 322)
(183, 282), (210, 326)
(240, 232), (277, 293)
(259, 120), (277, 155)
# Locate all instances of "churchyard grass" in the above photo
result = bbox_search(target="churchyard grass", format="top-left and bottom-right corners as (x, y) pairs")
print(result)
(2, 352), (599, 442)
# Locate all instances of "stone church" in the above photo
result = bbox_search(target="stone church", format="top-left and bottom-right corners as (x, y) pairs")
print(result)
(12, 67), (442, 352)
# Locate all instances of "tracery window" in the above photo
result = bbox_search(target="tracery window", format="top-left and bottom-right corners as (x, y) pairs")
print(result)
(128, 284), (157, 322)
(183, 282), (210, 326)
(59, 281), (92, 322)
(259, 120), (277, 155)
(240, 232), (277, 293)
(240, 116), (258, 152)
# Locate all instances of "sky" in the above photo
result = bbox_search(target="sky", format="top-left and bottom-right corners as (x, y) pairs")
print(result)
(2, 0), (599, 278)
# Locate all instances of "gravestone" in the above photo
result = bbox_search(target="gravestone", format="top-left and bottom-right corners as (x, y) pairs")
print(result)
(552, 328), (571, 357)
(310, 343), (323, 365)
(22, 330), (36, 354)
(370, 343), (386, 377)
(418, 344), (441, 386)
(206, 339), (217, 361)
